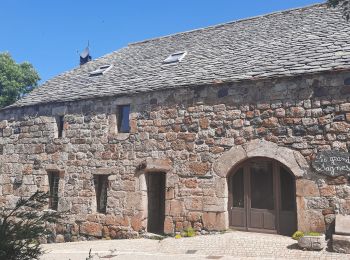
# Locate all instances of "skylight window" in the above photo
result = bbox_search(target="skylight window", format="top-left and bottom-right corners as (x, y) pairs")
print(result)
(163, 51), (187, 64)
(89, 64), (113, 76)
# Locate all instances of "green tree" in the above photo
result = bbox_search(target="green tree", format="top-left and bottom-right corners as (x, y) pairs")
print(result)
(0, 52), (40, 108)
(328, 0), (350, 20)
(0, 191), (61, 260)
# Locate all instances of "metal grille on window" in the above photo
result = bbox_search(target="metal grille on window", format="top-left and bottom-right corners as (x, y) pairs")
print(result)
(94, 175), (108, 213)
(48, 172), (59, 210)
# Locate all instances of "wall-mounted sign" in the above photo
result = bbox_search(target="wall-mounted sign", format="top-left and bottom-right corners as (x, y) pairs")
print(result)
(312, 150), (350, 177)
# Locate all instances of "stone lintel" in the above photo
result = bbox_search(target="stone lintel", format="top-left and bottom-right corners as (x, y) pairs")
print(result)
(94, 168), (117, 175)
(141, 158), (172, 173)
(45, 164), (65, 177)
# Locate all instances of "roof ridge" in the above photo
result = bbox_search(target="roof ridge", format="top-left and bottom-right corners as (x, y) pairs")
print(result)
(128, 2), (326, 46)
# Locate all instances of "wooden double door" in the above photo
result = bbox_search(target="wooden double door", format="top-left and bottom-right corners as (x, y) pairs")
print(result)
(228, 158), (296, 235)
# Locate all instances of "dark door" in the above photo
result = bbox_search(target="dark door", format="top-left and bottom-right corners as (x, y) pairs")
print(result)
(278, 166), (297, 235)
(228, 158), (296, 235)
(146, 173), (166, 234)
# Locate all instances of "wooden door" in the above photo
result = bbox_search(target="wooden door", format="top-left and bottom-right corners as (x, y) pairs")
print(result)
(229, 168), (246, 228)
(228, 158), (296, 235)
(146, 173), (166, 234)
(247, 161), (276, 232)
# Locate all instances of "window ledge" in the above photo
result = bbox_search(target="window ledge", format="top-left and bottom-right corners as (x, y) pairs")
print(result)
(115, 133), (130, 141)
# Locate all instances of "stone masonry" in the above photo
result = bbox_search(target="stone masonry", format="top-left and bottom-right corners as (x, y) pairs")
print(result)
(0, 70), (350, 242)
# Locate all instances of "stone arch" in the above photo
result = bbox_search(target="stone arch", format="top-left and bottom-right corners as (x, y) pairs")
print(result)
(213, 139), (309, 178)
(213, 140), (311, 233)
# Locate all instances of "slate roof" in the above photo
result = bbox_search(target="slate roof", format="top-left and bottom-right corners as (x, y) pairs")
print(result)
(10, 3), (350, 108)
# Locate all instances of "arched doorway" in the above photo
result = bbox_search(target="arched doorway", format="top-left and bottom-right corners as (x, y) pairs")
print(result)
(228, 157), (296, 235)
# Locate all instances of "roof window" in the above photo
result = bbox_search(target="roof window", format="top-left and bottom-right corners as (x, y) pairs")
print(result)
(163, 51), (187, 64)
(89, 64), (113, 76)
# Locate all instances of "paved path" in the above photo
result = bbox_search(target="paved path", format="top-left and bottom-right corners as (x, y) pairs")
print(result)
(41, 231), (349, 260)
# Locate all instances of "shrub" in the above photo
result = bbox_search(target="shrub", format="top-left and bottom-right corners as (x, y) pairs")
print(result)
(292, 231), (304, 240)
(292, 231), (322, 240)
(175, 234), (182, 239)
(0, 191), (62, 260)
(185, 227), (196, 237)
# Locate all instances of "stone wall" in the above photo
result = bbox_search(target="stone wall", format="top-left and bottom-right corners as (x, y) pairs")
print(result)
(0, 70), (349, 242)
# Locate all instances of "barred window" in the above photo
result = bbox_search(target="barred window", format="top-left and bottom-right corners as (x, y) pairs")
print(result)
(94, 175), (108, 213)
(48, 171), (60, 210)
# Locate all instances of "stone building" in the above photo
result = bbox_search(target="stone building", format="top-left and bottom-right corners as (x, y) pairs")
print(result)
(0, 4), (350, 241)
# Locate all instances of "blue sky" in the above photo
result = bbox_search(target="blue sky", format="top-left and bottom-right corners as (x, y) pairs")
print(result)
(1, 0), (322, 83)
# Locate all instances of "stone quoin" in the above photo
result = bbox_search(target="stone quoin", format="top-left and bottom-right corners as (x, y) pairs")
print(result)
(0, 3), (350, 243)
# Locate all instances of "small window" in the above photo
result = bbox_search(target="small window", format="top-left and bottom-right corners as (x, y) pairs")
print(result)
(118, 105), (130, 133)
(94, 175), (108, 213)
(48, 171), (60, 210)
(56, 116), (64, 138)
(163, 51), (187, 64)
(89, 64), (113, 76)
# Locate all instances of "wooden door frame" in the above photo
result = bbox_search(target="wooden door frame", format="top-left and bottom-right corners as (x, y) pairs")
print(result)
(227, 157), (296, 235)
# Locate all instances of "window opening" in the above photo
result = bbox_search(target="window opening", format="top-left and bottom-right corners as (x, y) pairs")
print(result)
(94, 175), (108, 213)
(48, 171), (60, 210)
(89, 64), (112, 76)
(56, 116), (64, 138)
(118, 105), (130, 133)
(163, 51), (187, 64)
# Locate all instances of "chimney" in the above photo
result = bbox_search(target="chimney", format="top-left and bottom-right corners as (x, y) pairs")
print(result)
(80, 46), (91, 66)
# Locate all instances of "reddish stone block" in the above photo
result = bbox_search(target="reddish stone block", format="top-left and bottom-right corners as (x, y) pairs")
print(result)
(169, 200), (184, 216)
(329, 122), (350, 133)
(275, 108), (286, 118)
(234, 137), (245, 145)
(319, 185), (336, 197)
(183, 178), (198, 189)
(171, 139), (186, 150)
(202, 212), (226, 231)
(193, 221), (203, 231)
(298, 209), (325, 233)
(22, 165), (33, 175)
(188, 162), (210, 176)
(326, 176), (348, 185)
(262, 117), (279, 128)
(296, 179), (320, 197)
(346, 113), (350, 122)
(287, 107), (305, 117)
(105, 214), (129, 226)
(86, 213), (106, 223)
(130, 212), (144, 232)
(164, 216), (174, 234)
(166, 132), (177, 141)
(185, 197), (203, 211)
(210, 146), (224, 154)
(187, 212), (202, 222)
(322, 208), (335, 215)
(199, 117), (209, 129)
(102, 226), (109, 238)
(246, 111), (255, 119)
(175, 221), (183, 231)
(80, 222), (103, 237)
(129, 119), (137, 133)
